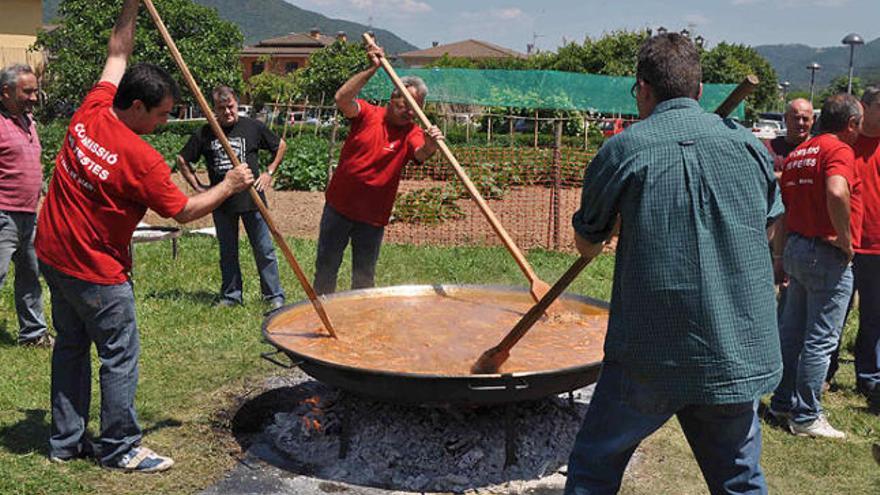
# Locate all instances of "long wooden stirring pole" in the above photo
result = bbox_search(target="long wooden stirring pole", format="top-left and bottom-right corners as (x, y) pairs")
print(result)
(471, 74), (761, 374)
(142, 0), (337, 338)
(362, 33), (554, 306)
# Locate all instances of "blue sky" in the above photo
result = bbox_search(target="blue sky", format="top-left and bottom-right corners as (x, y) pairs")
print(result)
(288, 0), (878, 52)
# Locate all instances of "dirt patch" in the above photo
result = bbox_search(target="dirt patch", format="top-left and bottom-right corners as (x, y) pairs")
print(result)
(144, 174), (585, 252)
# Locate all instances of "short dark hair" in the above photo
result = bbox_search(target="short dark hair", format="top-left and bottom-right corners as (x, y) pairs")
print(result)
(636, 33), (702, 102)
(819, 93), (862, 133)
(113, 63), (180, 111)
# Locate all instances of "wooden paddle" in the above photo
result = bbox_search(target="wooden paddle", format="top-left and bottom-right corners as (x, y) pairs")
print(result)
(143, 0), (337, 339)
(471, 74), (761, 374)
(362, 33), (554, 306)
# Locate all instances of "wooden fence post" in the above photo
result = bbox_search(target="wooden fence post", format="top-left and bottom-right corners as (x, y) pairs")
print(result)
(552, 119), (563, 250)
(533, 110), (539, 149)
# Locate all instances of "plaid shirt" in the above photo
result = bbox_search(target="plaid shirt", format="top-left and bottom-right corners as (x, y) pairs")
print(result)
(573, 98), (783, 405)
(0, 102), (42, 212)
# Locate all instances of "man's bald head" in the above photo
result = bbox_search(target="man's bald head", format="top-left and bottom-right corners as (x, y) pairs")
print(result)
(784, 98), (814, 144)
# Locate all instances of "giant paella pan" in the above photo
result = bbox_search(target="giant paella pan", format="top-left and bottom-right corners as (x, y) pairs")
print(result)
(262, 284), (608, 407)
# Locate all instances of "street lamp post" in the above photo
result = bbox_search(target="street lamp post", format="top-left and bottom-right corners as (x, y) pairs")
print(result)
(806, 62), (822, 104)
(779, 81), (791, 110)
(842, 33), (865, 94)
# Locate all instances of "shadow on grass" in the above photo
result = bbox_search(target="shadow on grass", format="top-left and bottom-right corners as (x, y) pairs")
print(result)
(143, 289), (217, 306)
(0, 410), (182, 458)
(142, 418), (184, 435)
(0, 409), (49, 455)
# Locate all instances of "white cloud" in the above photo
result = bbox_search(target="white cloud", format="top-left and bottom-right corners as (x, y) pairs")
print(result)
(461, 8), (526, 21)
(497, 8), (525, 20)
(733, 0), (850, 5)
(683, 13), (710, 25)
(349, 0), (432, 14)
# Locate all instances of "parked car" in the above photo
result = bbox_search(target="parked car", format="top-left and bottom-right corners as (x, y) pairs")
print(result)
(598, 118), (628, 138)
(237, 104), (254, 118)
(751, 119), (783, 139)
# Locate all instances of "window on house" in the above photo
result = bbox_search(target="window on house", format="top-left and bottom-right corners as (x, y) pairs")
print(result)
(252, 61), (265, 76)
(285, 62), (299, 73)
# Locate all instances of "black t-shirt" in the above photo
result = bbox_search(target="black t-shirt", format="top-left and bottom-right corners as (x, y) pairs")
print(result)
(763, 136), (799, 174)
(180, 117), (281, 212)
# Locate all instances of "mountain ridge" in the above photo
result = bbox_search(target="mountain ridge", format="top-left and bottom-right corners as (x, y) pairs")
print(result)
(41, 0), (418, 54)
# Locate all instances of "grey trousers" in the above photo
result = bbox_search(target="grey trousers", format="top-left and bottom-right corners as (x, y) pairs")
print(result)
(313, 204), (385, 295)
(0, 210), (47, 342)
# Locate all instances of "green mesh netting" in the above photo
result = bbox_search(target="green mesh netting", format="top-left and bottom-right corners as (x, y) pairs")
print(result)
(360, 68), (744, 120)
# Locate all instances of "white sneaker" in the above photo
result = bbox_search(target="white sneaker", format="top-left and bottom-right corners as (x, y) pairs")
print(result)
(789, 415), (846, 439)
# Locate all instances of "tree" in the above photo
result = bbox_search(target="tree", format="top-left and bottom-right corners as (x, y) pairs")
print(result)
(245, 69), (296, 110)
(700, 42), (778, 121)
(818, 75), (864, 102)
(293, 41), (370, 102)
(36, 0), (243, 118)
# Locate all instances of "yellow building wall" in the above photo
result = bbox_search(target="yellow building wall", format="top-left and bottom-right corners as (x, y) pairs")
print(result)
(0, 0), (42, 36)
(0, 0), (43, 68)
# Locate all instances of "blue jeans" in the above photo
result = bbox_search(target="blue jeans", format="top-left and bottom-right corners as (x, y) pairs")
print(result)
(853, 254), (880, 392)
(212, 209), (284, 305)
(770, 234), (853, 424)
(0, 210), (47, 342)
(565, 363), (767, 495)
(41, 263), (141, 465)
(313, 204), (385, 295)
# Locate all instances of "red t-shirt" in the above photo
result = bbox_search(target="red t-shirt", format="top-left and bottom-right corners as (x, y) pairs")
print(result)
(854, 134), (880, 254)
(325, 99), (425, 226)
(0, 106), (42, 212)
(781, 133), (861, 241)
(35, 82), (188, 284)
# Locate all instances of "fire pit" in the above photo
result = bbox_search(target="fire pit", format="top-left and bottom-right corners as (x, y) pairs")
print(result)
(262, 284), (608, 407)
(237, 373), (594, 494)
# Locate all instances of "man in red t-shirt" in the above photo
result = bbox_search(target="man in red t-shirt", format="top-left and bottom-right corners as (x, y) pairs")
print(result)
(849, 86), (880, 410)
(769, 93), (863, 439)
(35, 0), (253, 472)
(313, 40), (443, 294)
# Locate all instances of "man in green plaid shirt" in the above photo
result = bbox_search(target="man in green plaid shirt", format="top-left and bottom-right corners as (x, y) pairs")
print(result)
(565, 33), (782, 495)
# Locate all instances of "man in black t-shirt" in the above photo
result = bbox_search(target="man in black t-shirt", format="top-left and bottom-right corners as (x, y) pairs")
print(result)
(177, 86), (287, 308)
(763, 98), (814, 180)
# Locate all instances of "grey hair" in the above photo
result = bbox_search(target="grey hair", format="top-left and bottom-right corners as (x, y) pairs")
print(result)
(862, 85), (880, 107)
(391, 76), (428, 100)
(211, 85), (238, 105)
(819, 93), (862, 133)
(0, 64), (34, 91)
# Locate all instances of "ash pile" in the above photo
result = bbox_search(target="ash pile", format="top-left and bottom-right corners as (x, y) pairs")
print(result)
(256, 374), (593, 493)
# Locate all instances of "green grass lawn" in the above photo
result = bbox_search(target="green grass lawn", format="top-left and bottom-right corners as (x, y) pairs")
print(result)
(0, 236), (878, 494)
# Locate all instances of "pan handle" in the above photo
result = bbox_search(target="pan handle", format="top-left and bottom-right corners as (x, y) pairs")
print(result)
(260, 348), (302, 369)
(467, 378), (530, 391)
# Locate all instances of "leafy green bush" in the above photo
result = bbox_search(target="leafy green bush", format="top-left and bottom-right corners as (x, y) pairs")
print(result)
(273, 135), (330, 192)
(143, 133), (189, 170)
(443, 163), (508, 200)
(392, 187), (464, 225)
(37, 120), (68, 184)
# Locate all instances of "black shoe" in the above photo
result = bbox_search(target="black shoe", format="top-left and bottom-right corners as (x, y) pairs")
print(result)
(268, 299), (285, 311)
(20, 334), (54, 349)
(49, 438), (95, 463)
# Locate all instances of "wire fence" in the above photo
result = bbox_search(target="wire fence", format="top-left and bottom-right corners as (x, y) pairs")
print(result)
(258, 100), (612, 252)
